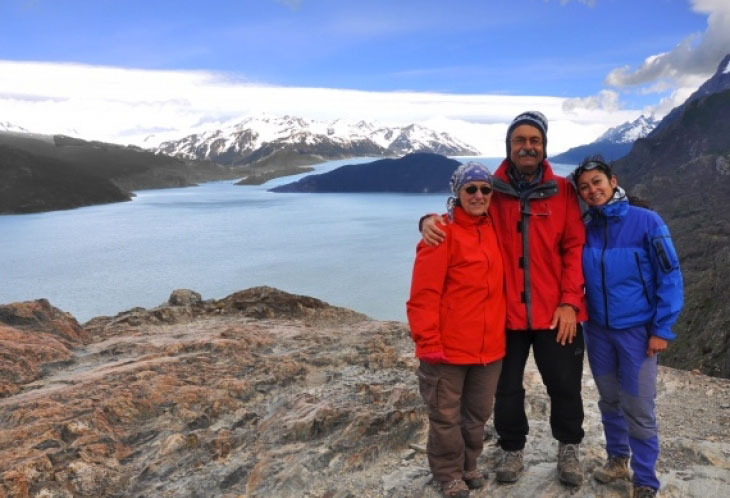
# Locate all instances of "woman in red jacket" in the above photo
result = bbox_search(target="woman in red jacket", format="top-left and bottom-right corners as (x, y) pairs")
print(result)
(407, 162), (506, 498)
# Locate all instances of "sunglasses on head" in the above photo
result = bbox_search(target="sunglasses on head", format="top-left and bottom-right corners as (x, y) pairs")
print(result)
(463, 185), (492, 195)
(573, 159), (612, 179)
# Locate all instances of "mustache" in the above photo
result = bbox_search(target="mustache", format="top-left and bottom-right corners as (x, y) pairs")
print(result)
(517, 148), (538, 158)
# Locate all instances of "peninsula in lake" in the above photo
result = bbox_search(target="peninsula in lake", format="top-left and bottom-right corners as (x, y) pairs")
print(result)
(0, 132), (240, 214)
(269, 152), (463, 193)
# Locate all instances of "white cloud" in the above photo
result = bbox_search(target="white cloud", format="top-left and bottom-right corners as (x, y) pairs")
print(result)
(644, 86), (700, 117)
(605, 0), (730, 89)
(0, 60), (639, 156)
(577, 0), (730, 121)
(562, 90), (620, 112)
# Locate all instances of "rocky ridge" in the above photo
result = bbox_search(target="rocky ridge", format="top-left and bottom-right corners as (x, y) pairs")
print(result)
(1, 288), (729, 497)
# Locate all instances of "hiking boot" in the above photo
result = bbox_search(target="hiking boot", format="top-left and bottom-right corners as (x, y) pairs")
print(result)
(594, 455), (630, 483)
(633, 485), (658, 498)
(462, 469), (485, 489)
(495, 449), (524, 483)
(440, 479), (470, 498)
(557, 442), (583, 486)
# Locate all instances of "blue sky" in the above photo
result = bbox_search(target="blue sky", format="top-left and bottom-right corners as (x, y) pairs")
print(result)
(1, 0), (728, 154)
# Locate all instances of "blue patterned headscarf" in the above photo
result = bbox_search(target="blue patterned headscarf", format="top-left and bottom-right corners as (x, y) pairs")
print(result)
(447, 161), (493, 220)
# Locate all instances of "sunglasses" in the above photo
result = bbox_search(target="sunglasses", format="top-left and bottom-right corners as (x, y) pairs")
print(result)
(463, 185), (492, 195)
(573, 160), (612, 179)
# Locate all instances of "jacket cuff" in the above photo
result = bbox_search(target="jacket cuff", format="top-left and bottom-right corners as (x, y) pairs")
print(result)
(418, 213), (438, 233)
(651, 327), (676, 341)
(416, 342), (443, 356)
(559, 295), (582, 311)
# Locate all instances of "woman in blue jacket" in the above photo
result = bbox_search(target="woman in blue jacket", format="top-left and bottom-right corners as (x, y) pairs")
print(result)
(572, 156), (683, 498)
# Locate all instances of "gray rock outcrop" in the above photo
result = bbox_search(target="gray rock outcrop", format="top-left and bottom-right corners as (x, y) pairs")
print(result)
(0, 287), (728, 497)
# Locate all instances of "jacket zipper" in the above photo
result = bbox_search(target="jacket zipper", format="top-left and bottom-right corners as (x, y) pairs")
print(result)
(477, 225), (488, 364)
(634, 252), (651, 305)
(601, 216), (609, 328)
(520, 197), (532, 330)
(493, 176), (558, 331)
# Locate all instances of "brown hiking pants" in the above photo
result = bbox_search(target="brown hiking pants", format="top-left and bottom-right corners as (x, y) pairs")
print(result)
(417, 360), (502, 482)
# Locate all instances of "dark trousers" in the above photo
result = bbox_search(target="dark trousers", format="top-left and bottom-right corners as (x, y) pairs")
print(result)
(494, 327), (585, 451)
(417, 360), (502, 482)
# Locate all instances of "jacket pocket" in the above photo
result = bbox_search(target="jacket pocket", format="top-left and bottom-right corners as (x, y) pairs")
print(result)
(634, 252), (651, 306)
(416, 366), (440, 409)
(653, 237), (677, 272)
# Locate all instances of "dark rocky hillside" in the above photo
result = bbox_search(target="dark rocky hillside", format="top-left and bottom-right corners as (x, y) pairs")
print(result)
(270, 152), (462, 193)
(612, 88), (730, 378)
(0, 133), (241, 214)
(651, 54), (730, 135)
(0, 144), (131, 214)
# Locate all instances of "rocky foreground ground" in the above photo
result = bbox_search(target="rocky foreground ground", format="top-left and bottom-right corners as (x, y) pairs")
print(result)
(1, 287), (729, 497)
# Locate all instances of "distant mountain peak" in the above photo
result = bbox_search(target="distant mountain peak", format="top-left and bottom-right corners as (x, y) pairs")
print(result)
(596, 114), (659, 144)
(692, 53), (730, 98)
(550, 114), (659, 164)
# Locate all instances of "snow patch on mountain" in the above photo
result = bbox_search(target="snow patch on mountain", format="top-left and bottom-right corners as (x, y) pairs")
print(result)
(595, 115), (658, 144)
(155, 114), (480, 162)
(0, 121), (30, 133)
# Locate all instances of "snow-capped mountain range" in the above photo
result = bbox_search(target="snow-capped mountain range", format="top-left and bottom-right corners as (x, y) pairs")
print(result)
(0, 121), (30, 133)
(595, 114), (659, 144)
(155, 115), (480, 166)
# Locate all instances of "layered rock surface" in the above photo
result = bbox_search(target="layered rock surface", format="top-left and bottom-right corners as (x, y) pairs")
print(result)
(1, 287), (728, 497)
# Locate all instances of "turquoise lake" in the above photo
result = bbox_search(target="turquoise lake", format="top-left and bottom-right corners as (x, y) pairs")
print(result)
(0, 157), (573, 323)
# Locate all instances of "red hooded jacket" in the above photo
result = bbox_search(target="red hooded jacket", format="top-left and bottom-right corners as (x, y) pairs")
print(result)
(489, 159), (587, 330)
(407, 206), (506, 364)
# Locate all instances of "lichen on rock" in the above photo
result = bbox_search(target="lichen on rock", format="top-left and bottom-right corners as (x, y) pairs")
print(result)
(0, 287), (729, 497)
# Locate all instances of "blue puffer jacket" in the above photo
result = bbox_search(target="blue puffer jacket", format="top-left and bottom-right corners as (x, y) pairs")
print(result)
(583, 198), (683, 339)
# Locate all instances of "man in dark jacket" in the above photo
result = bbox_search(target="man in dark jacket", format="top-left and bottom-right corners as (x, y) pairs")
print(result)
(421, 111), (587, 486)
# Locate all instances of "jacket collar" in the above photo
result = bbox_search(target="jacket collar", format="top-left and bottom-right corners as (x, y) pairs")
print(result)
(492, 159), (558, 199)
(452, 206), (490, 227)
(589, 196), (629, 220)
(494, 158), (557, 184)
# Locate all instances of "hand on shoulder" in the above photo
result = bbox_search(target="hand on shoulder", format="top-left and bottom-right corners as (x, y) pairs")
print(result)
(422, 214), (448, 246)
